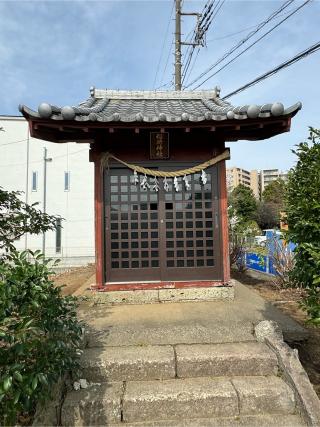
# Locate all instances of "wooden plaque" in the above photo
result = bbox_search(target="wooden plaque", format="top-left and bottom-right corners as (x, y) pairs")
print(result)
(150, 132), (169, 159)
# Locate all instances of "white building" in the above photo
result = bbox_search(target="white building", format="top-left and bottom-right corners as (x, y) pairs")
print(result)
(260, 169), (288, 193)
(0, 115), (95, 267)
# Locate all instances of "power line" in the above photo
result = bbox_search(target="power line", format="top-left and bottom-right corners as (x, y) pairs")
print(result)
(0, 148), (88, 167)
(52, 148), (88, 160)
(181, 21), (202, 84)
(185, 0), (295, 89)
(182, 0), (226, 85)
(1, 138), (28, 147)
(182, 0), (225, 86)
(153, 1), (175, 89)
(157, 40), (174, 90)
(191, 0), (311, 89)
(206, 6), (301, 43)
(198, 0), (214, 28)
(204, 0), (225, 35)
(197, 0), (215, 39)
(181, 34), (197, 85)
(183, 46), (201, 86)
(181, 28), (196, 82)
(222, 40), (320, 100)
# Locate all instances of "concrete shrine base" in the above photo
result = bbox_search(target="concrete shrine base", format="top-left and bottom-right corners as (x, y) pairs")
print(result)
(90, 282), (234, 305)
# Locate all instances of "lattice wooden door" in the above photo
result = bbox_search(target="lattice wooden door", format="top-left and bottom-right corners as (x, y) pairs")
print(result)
(104, 166), (221, 283)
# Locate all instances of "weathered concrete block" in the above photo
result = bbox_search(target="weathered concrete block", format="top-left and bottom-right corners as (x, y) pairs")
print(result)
(266, 336), (320, 427)
(33, 376), (66, 426)
(159, 286), (234, 303)
(92, 289), (159, 305)
(81, 345), (175, 382)
(107, 414), (305, 426)
(232, 376), (296, 416)
(61, 382), (122, 426)
(255, 320), (284, 342)
(123, 377), (238, 423)
(180, 414), (306, 426)
(176, 342), (278, 378)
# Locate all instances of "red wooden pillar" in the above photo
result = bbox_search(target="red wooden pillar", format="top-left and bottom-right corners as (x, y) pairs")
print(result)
(219, 159), (230, 284)
(94, 154), (104, 286)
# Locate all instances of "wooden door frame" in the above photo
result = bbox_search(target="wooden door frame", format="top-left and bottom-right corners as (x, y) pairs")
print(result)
(218, 160), (230, 284)
(94, 158), (230, 287)
(94, 152), (105, 286)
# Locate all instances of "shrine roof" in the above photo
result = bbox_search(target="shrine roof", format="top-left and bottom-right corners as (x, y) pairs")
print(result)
(19, 87), (301, 124)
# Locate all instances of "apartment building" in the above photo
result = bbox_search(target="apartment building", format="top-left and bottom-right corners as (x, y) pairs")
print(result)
(250, 170), (261, 199)
(227, 167), (287, 199)
(260, 169), (288, 193)
(226, 167), (251, 192)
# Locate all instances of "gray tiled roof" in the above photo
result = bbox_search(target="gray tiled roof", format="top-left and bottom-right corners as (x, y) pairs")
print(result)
(19, 87), (302, 123)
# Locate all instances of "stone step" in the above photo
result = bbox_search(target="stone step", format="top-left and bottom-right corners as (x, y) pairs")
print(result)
(80, 342), (278, 382)
(122, 376), (295, 423)
(81, 345), (175, 382)
(61, 376), (296, 425)
(111, 414), (305, 426)
(176, 342), (278, 378)
(84, 322), (256, 348)
(61, 382), (123, 426)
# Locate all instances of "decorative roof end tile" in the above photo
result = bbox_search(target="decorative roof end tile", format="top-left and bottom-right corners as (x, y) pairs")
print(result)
(271, 102), (284, 116)
(38, 103), (52, 119)
(61, 106), (76, 120)
(247, 105), (260, 119)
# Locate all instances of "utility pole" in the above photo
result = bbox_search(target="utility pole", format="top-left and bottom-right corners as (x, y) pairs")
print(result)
(25, 130), (30, 251)
(174, 0), (208, 91)
(42, 147), (52, 257)
(175, 0), (182, 90)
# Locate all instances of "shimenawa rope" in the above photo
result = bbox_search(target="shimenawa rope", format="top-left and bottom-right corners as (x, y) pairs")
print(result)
(101, 148), (230, 178)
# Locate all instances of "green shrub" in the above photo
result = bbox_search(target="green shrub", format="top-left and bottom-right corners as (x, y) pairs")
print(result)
(0, 187), (59, 252)
(0, 250), (83, 425)
(286, 127), (320, 324)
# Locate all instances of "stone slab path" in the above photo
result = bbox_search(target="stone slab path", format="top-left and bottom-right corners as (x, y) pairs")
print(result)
(52, 280), (312, 426)
(78, 280), (307, 348)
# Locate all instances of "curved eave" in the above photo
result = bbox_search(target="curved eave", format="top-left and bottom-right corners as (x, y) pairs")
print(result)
(19, 116), (297, 146)
(19, 101), (302, 124)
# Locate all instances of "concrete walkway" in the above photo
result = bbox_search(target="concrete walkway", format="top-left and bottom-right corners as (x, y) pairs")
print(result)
(78, 280), (307, 348)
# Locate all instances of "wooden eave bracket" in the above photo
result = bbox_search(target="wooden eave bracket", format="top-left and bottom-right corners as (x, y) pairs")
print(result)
(27, 115), (294, 143)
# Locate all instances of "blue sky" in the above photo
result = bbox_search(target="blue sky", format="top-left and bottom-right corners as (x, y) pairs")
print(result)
(0, 0), (319, 171)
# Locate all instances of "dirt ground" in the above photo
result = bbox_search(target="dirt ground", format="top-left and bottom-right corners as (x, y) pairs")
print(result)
(52, 265), (320, 398)
(52, 264), (95, 295)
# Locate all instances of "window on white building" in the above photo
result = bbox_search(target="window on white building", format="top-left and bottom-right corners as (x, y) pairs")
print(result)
(31, 171), (38, 191)
(64, 171), (70, 191)
(56, 218), (62, 253)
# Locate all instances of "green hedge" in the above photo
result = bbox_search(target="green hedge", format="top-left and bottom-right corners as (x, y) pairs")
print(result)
(286, 127), (320, 324)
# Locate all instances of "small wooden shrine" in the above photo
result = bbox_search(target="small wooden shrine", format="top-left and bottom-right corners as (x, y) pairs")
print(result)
(20, 87), (301, 291)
